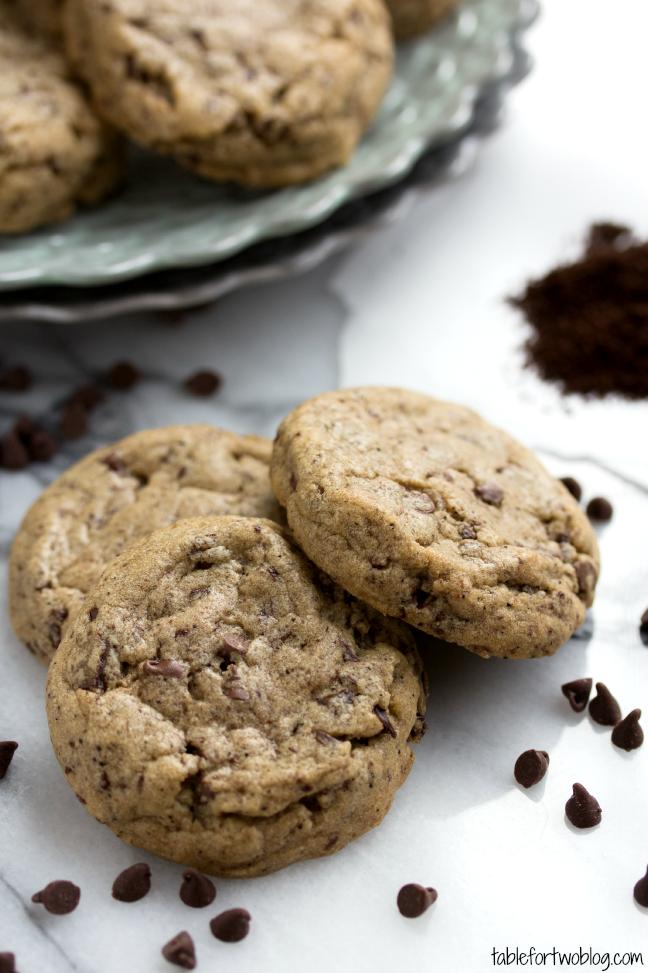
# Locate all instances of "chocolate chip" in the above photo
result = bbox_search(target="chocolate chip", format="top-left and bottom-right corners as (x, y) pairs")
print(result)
(107, 360), (140, 390)
(112, 863), (151, 902)
(373, 704), (397, 738)
(459, 524), (477, 539)
(575, 561), (597, 597)
(475, 483), (504, 506)
(397, 884), (438, 918)
(223, 683), (250, 701)
(32, 880), (81, 914)
(565, 783), (602, 829)
(0, 742), (18, 779)
(26, 428), (57, 462)
(514, 749), (549, 788)
(315, 730), (337, 746)
(179, 869), (216, 908)
(59, 402), (87, 440)
(0, 365), (31, 392)
(102, 452), (127, 473)
(210, 908), (251, 942)
(634, 867), (648, 908)
(162, 931), (196, 969)
(0, 430), (29, 470)
(586, 496), (613, 523)
(560, 476), (582, 501)
(561, 678), (593, 713)
(183, 370), (221, 397)
(0, 953), (15, 973)
(142, 659), (186, 678)
(611, 709), (643, 751)
(589, 682), (622, 726)
(68, 383), (104, 411)
(222, 634), (249, 654)
(639, 608), (648, 646)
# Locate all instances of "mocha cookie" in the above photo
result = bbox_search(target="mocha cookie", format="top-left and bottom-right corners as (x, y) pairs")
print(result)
(271, 387), (600, 659)
(0, 3), (122, 234)
(10, 425), (280, 664)
(63, 0), (393, 187)
(46, 516), (426, 877)
(386, 0), (459, 39)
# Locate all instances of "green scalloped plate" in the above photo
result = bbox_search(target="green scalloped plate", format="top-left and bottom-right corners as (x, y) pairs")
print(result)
(0, 0), (537, 291)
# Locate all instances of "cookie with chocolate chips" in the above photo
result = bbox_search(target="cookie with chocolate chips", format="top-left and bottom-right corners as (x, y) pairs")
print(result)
(0, 2), (122, 234)
(46, 516), (426, 877)
(271, 387), (600, 659)
(386, 0), (459, 40)
(63, 0), (393, 187)
(10, 425), (280, 664)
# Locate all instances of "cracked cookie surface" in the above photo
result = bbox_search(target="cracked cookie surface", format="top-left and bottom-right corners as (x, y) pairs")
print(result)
(10, 425), (279, 664)
(63, 0), (393, 187)
(0, 2), (122, 234)
(46, 516), (426, 877)
(386, 0), (459, 40)
(271, 387), (600, 659)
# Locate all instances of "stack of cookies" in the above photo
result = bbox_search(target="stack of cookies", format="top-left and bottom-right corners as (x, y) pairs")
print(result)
(0, 0), (461, 234)
(9, 388), (600, 877)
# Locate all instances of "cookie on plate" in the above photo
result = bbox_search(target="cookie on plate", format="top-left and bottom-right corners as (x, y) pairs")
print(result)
(10, 425), (279, 664)
(63, 0), (394, 187)
(0, 3), (122, 234)
(386, 0), (459, 39)
(271, 387), (600, 659)
(47, 516), (426, 877)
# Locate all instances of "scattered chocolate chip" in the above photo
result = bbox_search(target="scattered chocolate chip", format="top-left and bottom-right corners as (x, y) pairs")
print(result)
(142, 659), (186, 678)
(586, 496), (613, 523)
(59, 402), (88, 440)
(0, 430), (29, 470)
(210, 908), (251, 942)
(183, 369), (221, 397)
(634, 867), (648, 908)
(475, 483), (504, 506)
(589, 682), (622, 726)
(611, 709), (643, 751)
(0, 742), (18, 780)
(68, 383), (105, 411)
(162, 931), (196, 969)
(179, 869), (216, 908)
(32, 880), (81, 914)
(373, 704), (397, 738)
(561, 678), (593, 713)
(639, 608), (648, 646)
(560, 476), (582, 501)
(0, 953), (15, 973)
(26, 428), (57, 462)
(112, 863), (151, 902)
(514, 749), (549, 788)
(107, 361), (140, 390)
(0, 365), (31, 392)
(397, 884), (438, 918)
(565, 783), (602, 829)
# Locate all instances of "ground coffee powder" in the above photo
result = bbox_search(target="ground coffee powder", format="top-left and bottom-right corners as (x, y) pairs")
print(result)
(511, 223), (648, 398)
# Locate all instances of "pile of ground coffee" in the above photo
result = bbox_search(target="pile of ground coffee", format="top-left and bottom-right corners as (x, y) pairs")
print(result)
(511, 223), (648, 398)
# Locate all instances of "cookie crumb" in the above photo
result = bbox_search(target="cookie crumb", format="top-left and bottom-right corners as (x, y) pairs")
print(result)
(183, 370), (221, 397)
(611, 709), (643, 751)
(514, 749), (549, 788)
(0, 741), (18, 779)
(589, 682), (622, 726)
(162, 931), (196, 969)
(561, 678), (592, 713)
(210, 908), (251, 942)
(397, 883), (438, 918)
(32, 880), (81, 914)
(565, 783), (602, 829)
(586, 496), (613, 523)
(560, 477), (582, 501)
(112, 863), (151, 902)
(634, 867), (648, 908)
(179, 869), (216, 908)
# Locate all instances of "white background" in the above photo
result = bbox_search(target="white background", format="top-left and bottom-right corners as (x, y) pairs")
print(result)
(1, 1), (648, 971)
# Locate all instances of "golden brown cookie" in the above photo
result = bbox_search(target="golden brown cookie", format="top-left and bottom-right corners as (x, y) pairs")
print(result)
(271, 387), (600, 659)
(386, 0), (459, 40)
(63, 0), (393, 187)
(10, 425), (279, 664)
(0, 2), (122, 234)
(46, 516), (426, 877)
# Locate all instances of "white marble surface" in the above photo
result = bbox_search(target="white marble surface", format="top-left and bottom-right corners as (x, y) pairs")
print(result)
(2, 1), (648, 970)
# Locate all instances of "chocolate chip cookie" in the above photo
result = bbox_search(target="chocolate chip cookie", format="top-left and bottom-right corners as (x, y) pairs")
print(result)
(386, 0), (459, 39)
(10, 425), (279, 664)
(63, 0), (393, 187)
(46, 516), (426, 877)
(271, 387), (600, 659)
(0, 3), (122, 234)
